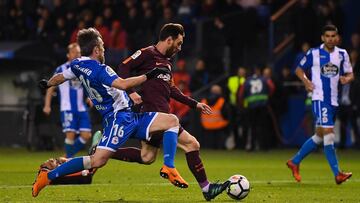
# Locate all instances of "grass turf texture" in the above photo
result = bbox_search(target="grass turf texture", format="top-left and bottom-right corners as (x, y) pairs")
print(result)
(0, 148), (359, 202)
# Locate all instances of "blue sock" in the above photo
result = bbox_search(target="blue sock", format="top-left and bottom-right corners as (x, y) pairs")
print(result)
(292, 137), (318, 165)
(324, 144), (339, 176)
(162, 127), (179, 168)
(64, 138), (74, 158)
(48, 157), (86, 180)
(68, 137), (86, 157)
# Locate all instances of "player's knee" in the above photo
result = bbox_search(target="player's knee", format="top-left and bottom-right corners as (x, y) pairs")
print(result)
(141, 151), (156, 164)
(80, 132), (91, 141)
(141, 154), (156, 165)
(324, 132), (335, 145)
(90, 155), (108, 168)
(167, 114), (179, 128)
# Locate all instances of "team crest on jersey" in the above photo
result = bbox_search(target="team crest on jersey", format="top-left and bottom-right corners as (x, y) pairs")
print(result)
(321, 62), (339, 78)
(106, 66), (117, 76)
(131, 50), (142, 59)
(111, 136), (119, 145)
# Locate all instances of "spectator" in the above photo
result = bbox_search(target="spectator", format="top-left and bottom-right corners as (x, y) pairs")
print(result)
(238, 67), (274, 151)
(94, 15), (110, 46)
(173, 59), (191, 92)
(108, 21), (128, 50)
(227, 66), (247, 148)
(200, 85), (230, 149)
(70, 20), (86, 43)
(190, 59), (209, 93)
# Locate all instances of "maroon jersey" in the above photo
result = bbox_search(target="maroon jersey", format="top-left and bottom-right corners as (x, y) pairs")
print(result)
(117, 45), (197, 113)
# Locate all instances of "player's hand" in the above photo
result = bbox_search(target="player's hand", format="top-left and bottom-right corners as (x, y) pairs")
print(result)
(304, 80), (314, 92)
(196, 102), (212, 115)
(339, 76), (350, 85)
(145, 67), (170, 79)
(129, 92), (143, 104)
(39, 79), (50, 89)
(43, 106), (51, 115)
(86, 98), (93, 108)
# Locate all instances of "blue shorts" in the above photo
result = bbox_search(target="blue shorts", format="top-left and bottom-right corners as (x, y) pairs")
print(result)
(60, 111), (92, 133)
(97, 111), (158, 152)
(312, 100), (337, 128)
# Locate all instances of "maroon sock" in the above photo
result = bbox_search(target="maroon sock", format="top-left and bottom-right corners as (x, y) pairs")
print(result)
(111, 147), (143, 164)
(185, 150), (209, 188)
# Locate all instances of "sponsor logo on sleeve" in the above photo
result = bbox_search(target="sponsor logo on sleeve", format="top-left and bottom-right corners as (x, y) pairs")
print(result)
(131, 50), (142, 59)
(106, 66), (117, 76)
(300, 57), (306, 66)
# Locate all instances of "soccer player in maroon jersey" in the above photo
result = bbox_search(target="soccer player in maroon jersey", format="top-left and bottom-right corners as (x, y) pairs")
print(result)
(113, 23), (230, 201)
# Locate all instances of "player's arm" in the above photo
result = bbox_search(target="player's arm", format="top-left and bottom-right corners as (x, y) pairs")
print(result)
(39, 68), (76, 89)
(295, 49), (314, 92)
(340, 51), (354, 85)
(340, 72), (354, 85)
(43, 86), (56, 115)
(112, 67), (170, 90)
(170, 85), (212, 115)
(111, 75), (147, 90)
(295, 68), (314, 92)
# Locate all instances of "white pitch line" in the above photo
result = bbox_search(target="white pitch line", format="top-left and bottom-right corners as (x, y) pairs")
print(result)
(1, 179), (359, 189)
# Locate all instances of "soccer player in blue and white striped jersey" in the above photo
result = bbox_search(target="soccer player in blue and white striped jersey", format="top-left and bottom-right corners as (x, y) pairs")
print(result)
(43, 43), (92, 158)
(32, 28), (188, 197)
(287, 25), (354, 184)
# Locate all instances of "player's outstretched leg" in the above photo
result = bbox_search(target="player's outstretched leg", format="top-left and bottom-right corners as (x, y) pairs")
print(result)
(286, 134), (323, 182)
(202, 180), (231, 201)
(323, 133), (352, 184)
(159, 126), (188, 188)
(178, 130), (230, 199)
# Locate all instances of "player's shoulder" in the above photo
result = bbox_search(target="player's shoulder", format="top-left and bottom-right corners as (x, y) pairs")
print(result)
(335, 46), (348, 54)
(129, 46), (154, 60)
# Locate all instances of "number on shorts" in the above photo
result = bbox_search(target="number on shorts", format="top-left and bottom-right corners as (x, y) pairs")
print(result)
(111, 124), (124, 137)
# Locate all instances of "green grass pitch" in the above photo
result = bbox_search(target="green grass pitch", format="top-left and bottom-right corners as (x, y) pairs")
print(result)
(0, 148), (359, 202)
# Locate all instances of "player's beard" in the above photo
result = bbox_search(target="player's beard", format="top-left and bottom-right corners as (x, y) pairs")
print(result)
(165, 46), (178, 58)
(99, 54), (105, 64)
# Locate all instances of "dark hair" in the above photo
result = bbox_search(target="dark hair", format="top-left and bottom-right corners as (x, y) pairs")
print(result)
(77, 28), (102, 56)
(322, 24), (338, 35)
(159, 23), (184, 41)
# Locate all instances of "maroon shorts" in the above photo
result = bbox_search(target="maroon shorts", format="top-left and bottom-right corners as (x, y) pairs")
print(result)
(146, 125), (184, 148)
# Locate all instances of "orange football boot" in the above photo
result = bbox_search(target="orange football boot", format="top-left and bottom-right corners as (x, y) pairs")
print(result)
(32, 169), (51, 197)
(160, 165), (188, 188)
(286, 160), (301, 182)
(335, 171), (352, 185)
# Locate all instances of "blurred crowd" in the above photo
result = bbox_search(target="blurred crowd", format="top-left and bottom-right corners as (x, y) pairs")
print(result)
(1, 0), (360, 150)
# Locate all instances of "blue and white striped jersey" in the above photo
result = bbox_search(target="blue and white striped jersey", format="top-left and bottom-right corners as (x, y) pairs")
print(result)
(299, 44), (353, 106)
(54, 62), (87, 112)
(63, 57), (132, 118)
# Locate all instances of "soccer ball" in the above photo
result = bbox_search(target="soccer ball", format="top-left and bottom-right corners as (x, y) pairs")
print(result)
(226, 174), (250, 200)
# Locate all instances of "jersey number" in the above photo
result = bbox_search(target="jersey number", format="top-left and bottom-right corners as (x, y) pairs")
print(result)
(250, 79), (263, 94)
(79, 75), (103, 103)
(111, 124), (124, 137)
